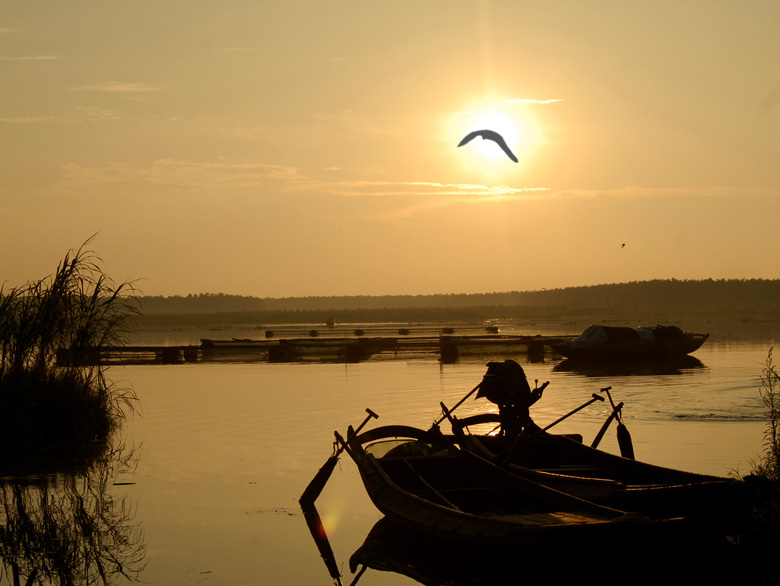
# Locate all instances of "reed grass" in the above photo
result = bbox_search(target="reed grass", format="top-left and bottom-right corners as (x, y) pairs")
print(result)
(732, 347), (780, 580)
(0, 238), (139, 457)
(752, 348), (780, 481)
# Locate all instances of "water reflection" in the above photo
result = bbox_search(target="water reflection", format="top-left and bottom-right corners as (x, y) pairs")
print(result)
(350, 516), (750, 584)
(348, 517), (515, 585)
(0, 445), (145, 586)
(301, 503), (343, 586)
(553, 355), (706, 377)
(303, 502), (745, 584)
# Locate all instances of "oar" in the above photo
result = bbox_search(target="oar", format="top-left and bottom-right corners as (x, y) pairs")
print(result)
(300, 408), (378, 506)
(605, 389), (635, 460)
(501, 391), (607, 465)
(430, 381), (482, 429)
(590, 400), (623, 449)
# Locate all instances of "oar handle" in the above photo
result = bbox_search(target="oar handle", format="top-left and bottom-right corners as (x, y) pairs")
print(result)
(603, 388), (625, 423)
(539, 393), (605, 433)
(333, 409), (379, 457)
(355, 408), (379, 433)
(343, 408), (378, 450)
(501, 392), (606, 465)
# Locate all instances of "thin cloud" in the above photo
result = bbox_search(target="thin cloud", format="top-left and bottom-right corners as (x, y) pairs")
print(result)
(45, 158), (550, 214)
(503, 98), (563, 105)
(0, 116), (55, 124)
(73, 81), (158, 93)
(0, 107), (120, 124)
(216, 47), (261, 52)
(306, 180), (550, 199)
(551, 185), (779, 200)
(0, 55), (63, 61)
(52, 159), (307, 194)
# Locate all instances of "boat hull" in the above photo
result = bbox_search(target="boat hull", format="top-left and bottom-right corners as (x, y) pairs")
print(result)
(449, 414), (750, 529)
(343, 425), (684, 546)
(551, 325), (709, 360)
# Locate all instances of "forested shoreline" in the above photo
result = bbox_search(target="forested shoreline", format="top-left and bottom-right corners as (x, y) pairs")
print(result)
(138, 279), (780, 314)
(135, 279), (780, 329)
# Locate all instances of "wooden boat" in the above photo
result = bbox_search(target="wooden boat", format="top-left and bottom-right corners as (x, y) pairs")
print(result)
(447, 412), (750, 526)
(339, 424), (683, 546)
(550, 324), (709, 361)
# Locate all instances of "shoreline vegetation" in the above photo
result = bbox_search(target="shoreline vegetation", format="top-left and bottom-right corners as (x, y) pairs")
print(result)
(135, 279), (780, 337)
(0, 240), (138, 466)
(741, 349), (780, 580)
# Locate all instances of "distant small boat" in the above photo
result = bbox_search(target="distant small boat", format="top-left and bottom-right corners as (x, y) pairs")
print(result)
(550, 324), (709, 361)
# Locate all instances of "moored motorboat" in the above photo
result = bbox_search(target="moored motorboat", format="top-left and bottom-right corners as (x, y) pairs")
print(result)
(550, 324), (709, 360)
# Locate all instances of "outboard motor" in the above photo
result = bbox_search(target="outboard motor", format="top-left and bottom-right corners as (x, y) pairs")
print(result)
(477, 360), (545, 437)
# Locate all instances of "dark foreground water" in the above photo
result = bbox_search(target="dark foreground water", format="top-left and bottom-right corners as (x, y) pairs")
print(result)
(1, 324), (778, 585)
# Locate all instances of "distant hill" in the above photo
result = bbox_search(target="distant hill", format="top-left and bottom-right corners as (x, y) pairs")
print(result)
(137, 279), (780, 317)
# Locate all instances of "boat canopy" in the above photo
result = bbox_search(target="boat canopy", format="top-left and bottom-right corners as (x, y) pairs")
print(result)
(569, 324), (686, 349)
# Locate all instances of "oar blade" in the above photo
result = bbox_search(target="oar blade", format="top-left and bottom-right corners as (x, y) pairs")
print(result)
(617, 423), (635, 460)
(300, 455), (339, 506)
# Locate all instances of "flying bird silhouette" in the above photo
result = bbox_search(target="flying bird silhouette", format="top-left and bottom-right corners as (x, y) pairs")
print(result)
(458, 129), (518, 163)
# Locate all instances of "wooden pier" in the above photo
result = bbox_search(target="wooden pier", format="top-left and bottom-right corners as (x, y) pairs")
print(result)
(57, 334), (574, 366)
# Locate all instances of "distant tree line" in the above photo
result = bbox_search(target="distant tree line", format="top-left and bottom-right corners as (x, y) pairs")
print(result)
(138, 292), (266, 314)
(138, 279), (780, 316)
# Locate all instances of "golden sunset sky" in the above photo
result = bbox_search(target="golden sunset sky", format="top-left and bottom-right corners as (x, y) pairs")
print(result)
(2, 2), (779, 297)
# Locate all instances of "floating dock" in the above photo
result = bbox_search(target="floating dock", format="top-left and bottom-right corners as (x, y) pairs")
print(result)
(57, 333), (574, 365)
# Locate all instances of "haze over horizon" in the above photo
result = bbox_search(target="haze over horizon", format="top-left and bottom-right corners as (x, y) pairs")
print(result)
(2, 2), (779, 298)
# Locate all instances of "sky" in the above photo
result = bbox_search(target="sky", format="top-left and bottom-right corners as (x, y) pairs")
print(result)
(2, 1), (779, 298)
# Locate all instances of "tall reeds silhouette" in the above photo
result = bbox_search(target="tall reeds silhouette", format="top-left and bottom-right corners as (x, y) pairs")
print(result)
(739, 348), (780, 580)
(753, 348), (780, 481)
(0, 237), (139, 456)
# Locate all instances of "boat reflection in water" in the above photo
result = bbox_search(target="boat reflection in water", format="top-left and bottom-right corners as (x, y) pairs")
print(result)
(0, 444), (146, 586)
(304, 505), (744, 585)
(553, 355), (706, 377)
(348, 516), (533, 585)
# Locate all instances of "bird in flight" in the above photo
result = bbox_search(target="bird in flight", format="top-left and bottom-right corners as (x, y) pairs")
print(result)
(458, 129), (518, 163)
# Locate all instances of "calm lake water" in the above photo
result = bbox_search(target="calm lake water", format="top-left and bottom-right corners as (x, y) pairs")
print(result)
(2, 322), (779, 585)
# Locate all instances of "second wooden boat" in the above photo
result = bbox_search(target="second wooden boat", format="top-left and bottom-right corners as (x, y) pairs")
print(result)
(446, 411), (750, 527)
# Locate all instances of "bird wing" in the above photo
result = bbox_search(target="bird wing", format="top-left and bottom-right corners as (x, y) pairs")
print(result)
(485, 131), (518, 163)
(457, 130), (482, 147)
